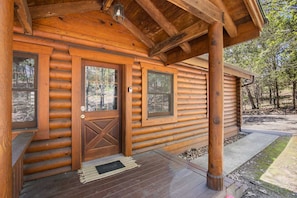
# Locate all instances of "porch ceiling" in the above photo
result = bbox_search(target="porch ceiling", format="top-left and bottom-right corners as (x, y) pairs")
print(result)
(14, 0), (265, 65)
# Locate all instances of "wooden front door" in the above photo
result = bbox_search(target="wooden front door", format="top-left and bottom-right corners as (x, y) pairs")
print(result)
(81, 60), (121, 161)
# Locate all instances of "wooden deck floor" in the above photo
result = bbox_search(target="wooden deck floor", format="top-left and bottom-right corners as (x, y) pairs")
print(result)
(20, 150), (234, 198)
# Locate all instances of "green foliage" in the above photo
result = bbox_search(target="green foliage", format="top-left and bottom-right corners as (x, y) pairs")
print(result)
(224, 0), (297, 109)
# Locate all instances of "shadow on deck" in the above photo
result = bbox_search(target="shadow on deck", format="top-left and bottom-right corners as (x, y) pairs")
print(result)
(20, 150), (239, 198)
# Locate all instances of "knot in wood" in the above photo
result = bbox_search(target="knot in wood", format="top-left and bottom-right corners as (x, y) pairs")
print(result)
(211, 40), (217, 45)
(213, 117), (220, 124)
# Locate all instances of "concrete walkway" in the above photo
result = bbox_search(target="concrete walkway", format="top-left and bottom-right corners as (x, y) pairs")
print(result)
(192, 133), (279, 175)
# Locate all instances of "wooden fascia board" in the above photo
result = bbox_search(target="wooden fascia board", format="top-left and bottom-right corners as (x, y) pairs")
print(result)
(29, 1), (102, 19)
(150, 21), (208, 57)
(209, 0), (237, 37)
(182, 57), (254, 79)
(224, 64), (254, 79)
(13, 41), (53, 55)
(69, 47), (134, 65)
(166, 21), (260, 65)
(14, 0), (33, 34)
(167, 0), (224, 24)
(243, 0), (265, 30)
(102, 0), (114, 11)
(136, 0), (191, 54)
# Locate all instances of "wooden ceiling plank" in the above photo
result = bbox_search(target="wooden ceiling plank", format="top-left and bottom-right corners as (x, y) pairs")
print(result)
(121, 18), (167, 62)
(29, 1), (102, 19)
(136, 0), (191, 54)
(102, 0), (114, 11)
(150, 21), (208, 57)
(167, 0), (223, 24)
(121, 18), (155, 48)
(209, 0), (237, 37)
(15, 0), (33, 34)
(243, 0), (265, 30)
(165, 21), (260, 65)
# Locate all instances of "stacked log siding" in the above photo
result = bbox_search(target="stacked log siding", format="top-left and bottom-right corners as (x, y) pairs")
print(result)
(14, 29), (242, 180)
(224, 75), (239, 137)
(132, 64), (208, 154)
(21, 35), (73, 181)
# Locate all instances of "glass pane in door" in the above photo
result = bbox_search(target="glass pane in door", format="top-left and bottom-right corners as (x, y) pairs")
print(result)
(85, 66), (118, 112)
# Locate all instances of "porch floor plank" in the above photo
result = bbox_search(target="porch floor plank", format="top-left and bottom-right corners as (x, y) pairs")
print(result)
(20, 150), (230, 198)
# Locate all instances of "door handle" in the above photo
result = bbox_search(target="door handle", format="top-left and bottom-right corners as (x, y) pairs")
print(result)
(80, 114), (85, 119)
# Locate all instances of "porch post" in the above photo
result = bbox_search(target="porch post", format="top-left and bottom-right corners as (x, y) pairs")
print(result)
(0, 1), (14, 197)
(207, 21), (224, 191)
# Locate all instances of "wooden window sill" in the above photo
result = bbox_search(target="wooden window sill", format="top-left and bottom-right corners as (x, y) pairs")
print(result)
(12, 132), (34, 168)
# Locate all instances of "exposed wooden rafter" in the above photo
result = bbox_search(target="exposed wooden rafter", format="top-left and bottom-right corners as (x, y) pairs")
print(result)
(121, 18), (167, 62)
(14, 0), (33, 34)
(243, 0), (265, 30)
(165, 21), (260, 65)
(29, 1), (102, 19)
(150, 21), (208, 57)
(167, 0), (224, 24)
(102, 0), (114, 11)
(135, 0), (191, 54)
(209, 0), (237, 37)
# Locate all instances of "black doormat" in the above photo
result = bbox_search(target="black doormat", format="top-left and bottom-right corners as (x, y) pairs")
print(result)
(95, 160), (125, 174)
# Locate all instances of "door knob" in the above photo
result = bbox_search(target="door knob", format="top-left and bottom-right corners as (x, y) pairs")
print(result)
(80, 114), (85, 119)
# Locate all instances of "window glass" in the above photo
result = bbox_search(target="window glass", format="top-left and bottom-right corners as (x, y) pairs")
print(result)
(12, 52), (38, 128)
(85, 66), (118, 111)
(147, 71), (173, 117)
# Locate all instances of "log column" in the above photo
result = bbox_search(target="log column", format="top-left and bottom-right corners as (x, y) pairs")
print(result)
(0, 1), (14, 197)
(207, 21), (224, 191)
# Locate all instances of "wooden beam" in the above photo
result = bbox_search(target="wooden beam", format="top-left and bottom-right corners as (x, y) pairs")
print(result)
(207, 21), (224, 191)
(71, 56), (82, 170)
(243, 0), (265, 30)
(165, 21), (260, 65)
(123, 64), (133, 156)
(29, 1), (102, 19)
(0, 1), (14, 197)
(120, 16), (167, 62)
(167, 0), (223, 24)
(136, 0), (191, 54)
(150, 21), (208, 57)
(209, 0), (237, 37)
(14, 0), (33, 34)
(102, 0), (114, 11)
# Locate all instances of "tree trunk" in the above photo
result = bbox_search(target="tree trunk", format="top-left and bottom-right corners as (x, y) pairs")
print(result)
(275, 79), (280, 108)
(293, 81), (296, 109)
(269, 87), (273, 104)
(245, 86), (257, 109)
(255, 84), (259, 109)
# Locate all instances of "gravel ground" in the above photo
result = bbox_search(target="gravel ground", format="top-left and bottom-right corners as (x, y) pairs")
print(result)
(178, 133), (247, 161)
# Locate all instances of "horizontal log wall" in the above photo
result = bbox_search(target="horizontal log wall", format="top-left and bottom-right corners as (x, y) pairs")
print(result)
(224, 75), (239, 138)
(15, 34), (73, 181)
(134, 65), (240, 154)
(14, 30), (240, 180)
(132, 63), (209, 154)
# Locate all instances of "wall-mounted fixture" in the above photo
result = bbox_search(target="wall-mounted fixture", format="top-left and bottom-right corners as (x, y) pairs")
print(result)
(113, 2), (125, 23)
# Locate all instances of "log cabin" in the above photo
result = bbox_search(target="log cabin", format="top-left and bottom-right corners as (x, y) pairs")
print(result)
(0, 0), (265, 197)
